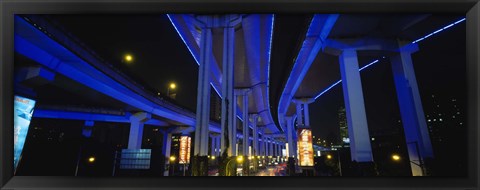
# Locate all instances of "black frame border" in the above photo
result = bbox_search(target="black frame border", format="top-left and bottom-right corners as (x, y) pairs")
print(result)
(1, 0), (479, 189)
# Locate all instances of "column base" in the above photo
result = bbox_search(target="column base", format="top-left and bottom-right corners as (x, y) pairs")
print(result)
(287, 157), (296, 176)
(191, 155), (209, 176)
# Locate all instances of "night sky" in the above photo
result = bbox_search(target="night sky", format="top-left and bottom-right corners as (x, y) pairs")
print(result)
(41, 14), (466, 142)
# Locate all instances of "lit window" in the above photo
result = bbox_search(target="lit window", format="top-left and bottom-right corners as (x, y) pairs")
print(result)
(433, 119), (436, 121)
(453, 116), (456, 118)
(428, 119), (431, 122)
(439, 118), (442, 122)
(457, 112), (460, 115)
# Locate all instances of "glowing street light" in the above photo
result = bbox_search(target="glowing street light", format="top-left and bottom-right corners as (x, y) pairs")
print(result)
(167, 82), (177, 99)
(88, 156), (95, 163)
(327, 154), (332, 160)
(123, 54), (133, 63)
(236, 156), (244, 163)
(170, 156), (176, 162)
(392, 154), (401, 161)
(211, 156), (216, 160)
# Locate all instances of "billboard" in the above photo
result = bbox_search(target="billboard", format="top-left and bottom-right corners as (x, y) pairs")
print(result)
(297, 129), (314, 166)
(119, 149), (151, 169)
(13, 95), (36, 170)
(179, 136), (191, 164)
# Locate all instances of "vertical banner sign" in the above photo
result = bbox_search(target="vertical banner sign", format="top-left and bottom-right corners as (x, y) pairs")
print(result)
(13, 95), (36, 170)
(297, 129), (314, 166)
(179, 136), (191, 164)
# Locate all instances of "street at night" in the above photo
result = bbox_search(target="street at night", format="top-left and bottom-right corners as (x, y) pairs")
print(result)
(12, 13), (467, 177)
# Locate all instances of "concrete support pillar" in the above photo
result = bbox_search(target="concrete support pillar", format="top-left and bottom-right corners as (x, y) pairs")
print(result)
(220, 15), (242, 157)
(276, 142), (279, 157)
(293, 98), (315, 128)
(128, 112), (151, 149)
(304, 103), (310, 127)
(391, 42), (434, 176)
(268, 138), (273, 156)
(211, 134), (216, 156)
(216, 135), (221, 156)
(285, 116), (296, 158)
(194, 16), (214, 156)
(162, 132), (173, 176)
(235, 89), (250, 156)
(82, 120), (94, 138)
(260, 128), (267, 156)
(295, 103), (303, 127)
(250, 114), (259, 156)
(339, 49), (373, 162)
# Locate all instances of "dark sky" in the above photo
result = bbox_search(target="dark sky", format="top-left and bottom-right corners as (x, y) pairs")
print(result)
(47, 14), (200, 110)
(44, 14), (466, 142)
(310, 16), (466, 142)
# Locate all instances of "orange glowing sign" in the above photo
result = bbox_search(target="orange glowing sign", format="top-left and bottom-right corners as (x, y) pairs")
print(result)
(297, 129), (314, 166)
(179, 136), (191, 164)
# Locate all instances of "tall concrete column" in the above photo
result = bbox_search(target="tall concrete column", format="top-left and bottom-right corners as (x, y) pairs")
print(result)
(235, 89), (251, 156)
(276, 142), (280, 156)
(220, 15), (242, 157)
(303, 103), (310, 127)
(128, 112), (151, 149)
(269, 138), (274, 156)
(211, 134), (216, 156)
(293, 98), (315, 128)
(295, 103), (304, 127)
(391, 42), (434, 176)
(285, 116), (295, 158)
(216, 135), (221, 156)
(162, 131), (173, 176)
(339, 49), (373, 162)
(194, 16), (214, 156)
(250, 114), (259, 156)
(260, 128), (267, 156)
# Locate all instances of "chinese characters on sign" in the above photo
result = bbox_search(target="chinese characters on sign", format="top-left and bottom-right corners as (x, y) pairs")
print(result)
(297, 129), (314, 166)
(179, 136), (191, 164)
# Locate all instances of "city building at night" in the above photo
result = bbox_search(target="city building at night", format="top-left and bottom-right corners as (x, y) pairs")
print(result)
(12, 13), (467, 177)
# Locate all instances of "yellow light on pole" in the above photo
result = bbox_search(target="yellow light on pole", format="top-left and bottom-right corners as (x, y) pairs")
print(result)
(170, 156), (176, 162)
(170, 83), (176, 90)
(88, 156), (95, 163)
(236, 156), (244, 163)
(124, 54), (133, 63)
(327, 154), (332, 160)
(211, 156), (216, 160)
(392, 154), (401, 161)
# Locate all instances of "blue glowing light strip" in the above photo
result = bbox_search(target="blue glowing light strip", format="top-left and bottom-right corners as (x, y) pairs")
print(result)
(167, 14), (223, 98)
(266, 14), (277, 131)
(166, 14), (200, 64)
(412, 17), (465, 44)
(314, 17), (465, 100)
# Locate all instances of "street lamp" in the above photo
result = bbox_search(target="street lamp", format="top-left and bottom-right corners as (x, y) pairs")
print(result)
(167, 82), (177, 99)
(123, 54), (133, 63)
(326, 153), (342, 176)
(170, 156), (176, 176)
(237, 156), (244, 163)
(88, 156), (95, 163)
(392, 154), (401, 161)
